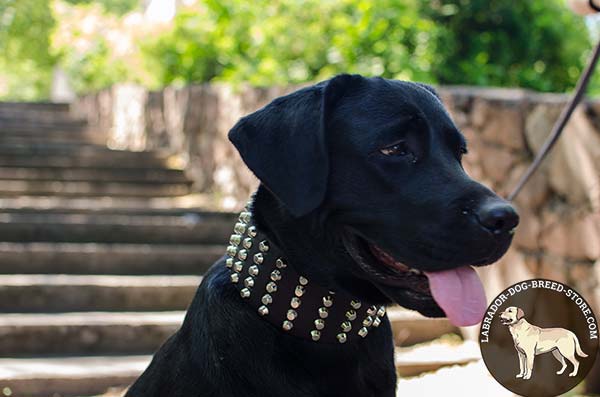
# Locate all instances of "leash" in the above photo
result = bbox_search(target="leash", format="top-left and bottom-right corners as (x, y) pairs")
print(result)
(507, 40), (600, 201)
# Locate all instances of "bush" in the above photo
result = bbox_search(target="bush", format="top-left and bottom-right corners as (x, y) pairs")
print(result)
(0, 0), (595, 99)
(422, 0), (591, 92)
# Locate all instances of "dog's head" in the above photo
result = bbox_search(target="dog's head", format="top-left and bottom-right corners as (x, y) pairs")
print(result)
(500, 306), (524, 325)
(229, 75), (519, 327)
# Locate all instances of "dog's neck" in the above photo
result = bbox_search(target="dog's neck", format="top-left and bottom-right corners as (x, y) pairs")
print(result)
(223, 191), (387, 344)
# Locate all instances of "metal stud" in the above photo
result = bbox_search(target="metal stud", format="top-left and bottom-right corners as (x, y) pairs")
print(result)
(290, 297), (301, 309)
(372, 317), (382, 327)
(229, 234), (242, 246)
(311, 330), (321, 341)
(261, 294), (273, 305)
(287, 309), (297, 321)
(282, 320), (293, 331)
(242, 237), (253, 249)
(275, 258), (287, 269)
(239, 211), (252, 224)
(244, 277), (254, 288)
(377, 306), (386, 317)
(225, 258), (234, 268)
(362, 316), (374, 327)
(233, 261), (243, 273)
(234, 222), (247, 235)
(322, 296), (333, 307)
(237, 249), (248, 261)
(341, 321), (352, 332)
(318, 307), (328, 319)
(358, 327), (369, 338)
(259, 240), (270, 252)
(248, 265), (259, 276)
(253, 253), (264, 265)
(266, 282), (277, 293)
(314, 319), (325, 330)
(258, 305), (269, 316)
(299, 276), (308, 286)
(367, 305), (377, 316)
(346, 310), (357, 321)
(337, 333), (347, 344)
(230, 273), (239, 283)
(295, 285), (305, 297)
(226, 246), (238, 257)
(270, 270), (282, 281)
(247, 226), (257, 237)
(350, 300), (361, 309)
(240, 288), (251, 298)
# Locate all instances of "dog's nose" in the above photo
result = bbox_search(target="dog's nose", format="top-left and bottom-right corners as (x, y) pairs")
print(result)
(476, 201), (519, 235)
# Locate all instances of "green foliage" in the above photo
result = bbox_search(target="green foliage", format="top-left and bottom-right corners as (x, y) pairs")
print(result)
(0, 0), (596, 99)
(0, 0), (57, 99)
(422, 0), (591, 92)
(141, 0), (438, 87)
(64, 0), (140, 16)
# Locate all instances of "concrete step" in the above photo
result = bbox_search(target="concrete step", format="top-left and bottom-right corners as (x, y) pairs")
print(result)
(0, 212), (234, 244)
(0, 135), (103, 146)
(0, 309), (455, 358)
(0, 311), (183, 356)
(0, 355), (148, 397)
(0, 103), (72, 124)
(0, 167), (189, 183)
(0, 142), (137, 157)
(0, 275), (201, 312)
(395, 339), (481, 377)
(0, 179), (192, 197)
(0, 194), (224, 212)
(0, 153), (169, 169)
(0, 243), (224, 275)
(388, 308), (459, 347)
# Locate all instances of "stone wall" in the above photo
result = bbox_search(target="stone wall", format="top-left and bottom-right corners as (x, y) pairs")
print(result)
(73, 83), (600, 310)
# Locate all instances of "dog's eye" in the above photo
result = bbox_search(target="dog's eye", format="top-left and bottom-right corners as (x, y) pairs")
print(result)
(380, 141), (411, 157)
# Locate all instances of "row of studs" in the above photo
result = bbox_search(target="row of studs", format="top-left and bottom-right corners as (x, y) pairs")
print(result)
(257, 258), (285, 316)
(226, 209), (387, 343)
(282, 275), (309, 331)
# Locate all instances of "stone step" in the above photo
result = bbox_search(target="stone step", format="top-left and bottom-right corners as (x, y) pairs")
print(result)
(0, 142), (166, 158)
(387, 308), (459, 346)
(0, 311), (183, 356)
(0, 123), (88, 134)
(0, 101), (71, 112)
(0, 243), (223, 275)
(394, 339), (481, 377)
(0, 134), (103, 146)
(0, 167), (189, 183)
(0, 212), (234, 244)
(0, 179), (192, 197)
(0, 152), (169, 169)
(0, 355), (148, 397)
(0, 309), (454, 358)
(0, 275), (202, 312)
(0, 194), (222, 212)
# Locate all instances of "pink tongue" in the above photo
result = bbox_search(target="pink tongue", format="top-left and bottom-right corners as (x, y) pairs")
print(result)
(424, 266), (487, 327)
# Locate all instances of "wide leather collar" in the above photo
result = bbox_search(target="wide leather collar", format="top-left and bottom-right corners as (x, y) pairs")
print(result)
(224, 207), (386, 344)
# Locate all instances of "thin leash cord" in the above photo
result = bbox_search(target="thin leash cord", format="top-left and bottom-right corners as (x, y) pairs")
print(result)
(507, 39), (600, 202)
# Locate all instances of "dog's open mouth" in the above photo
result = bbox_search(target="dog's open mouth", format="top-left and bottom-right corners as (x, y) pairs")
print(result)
(499, 317), (512, 325)
(345, 233), (488, 327)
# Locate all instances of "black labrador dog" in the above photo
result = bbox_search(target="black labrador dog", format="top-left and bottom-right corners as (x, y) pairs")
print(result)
(126, 74), (518, 396)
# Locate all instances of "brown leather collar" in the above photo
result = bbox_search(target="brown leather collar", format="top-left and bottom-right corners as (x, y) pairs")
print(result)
(224, 208), (386, 344)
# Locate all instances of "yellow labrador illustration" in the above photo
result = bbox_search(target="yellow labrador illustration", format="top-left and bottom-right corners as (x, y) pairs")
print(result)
(499, 306), (588, 380)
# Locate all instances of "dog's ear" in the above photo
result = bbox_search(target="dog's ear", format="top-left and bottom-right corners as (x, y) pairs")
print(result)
(228, 74), (365, 217)
(517, 308), (524, 320)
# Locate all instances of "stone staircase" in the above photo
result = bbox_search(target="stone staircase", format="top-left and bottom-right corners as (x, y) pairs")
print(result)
(0, 102), (467, 397)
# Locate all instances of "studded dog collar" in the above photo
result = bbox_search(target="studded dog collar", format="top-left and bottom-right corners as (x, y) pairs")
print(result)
(225, 209), (387, 344)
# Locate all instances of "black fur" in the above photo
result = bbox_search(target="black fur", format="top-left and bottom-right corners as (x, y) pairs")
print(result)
(127, 75), (518, 396)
